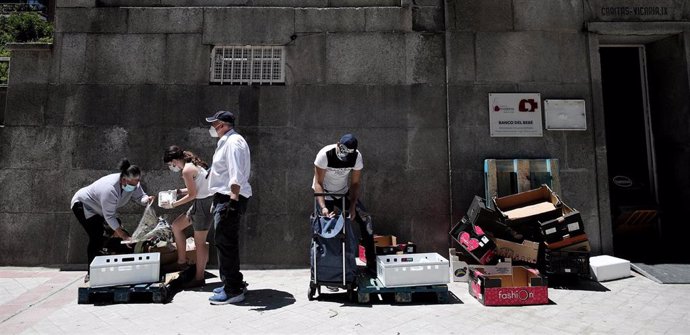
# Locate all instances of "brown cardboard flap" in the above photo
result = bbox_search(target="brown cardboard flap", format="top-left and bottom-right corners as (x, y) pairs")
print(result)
(478, 266), (542, 288)
(374, 235), (397, 247)
(494, 185), (561, 211)
(494, 238), (540, 264)
(503, 202), (557, 220)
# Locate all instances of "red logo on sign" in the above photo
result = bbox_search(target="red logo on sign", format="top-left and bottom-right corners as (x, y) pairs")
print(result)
(518, 99), (538, 112)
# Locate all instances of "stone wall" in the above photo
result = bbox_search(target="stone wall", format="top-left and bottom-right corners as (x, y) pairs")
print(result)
(4, 0), (688, 266)
(0, 1), (449, 266)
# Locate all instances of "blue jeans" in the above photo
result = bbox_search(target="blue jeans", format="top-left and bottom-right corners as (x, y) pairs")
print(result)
(213, 194), (249, 294)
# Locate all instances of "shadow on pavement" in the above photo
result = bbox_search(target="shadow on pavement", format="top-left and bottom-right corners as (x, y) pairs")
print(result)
(548, 277), (610, 292)
(314, 290), (463, 306)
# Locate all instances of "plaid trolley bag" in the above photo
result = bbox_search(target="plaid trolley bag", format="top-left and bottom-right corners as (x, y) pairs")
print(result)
(308, 193), (358, 301)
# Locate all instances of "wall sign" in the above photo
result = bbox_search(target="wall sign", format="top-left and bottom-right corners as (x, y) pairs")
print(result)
(588, 0), (681, 21)
(544, 99), (587, 131)
(488, 93), (543, 137)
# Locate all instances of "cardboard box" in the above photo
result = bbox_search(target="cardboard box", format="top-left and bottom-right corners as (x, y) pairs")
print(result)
(374, 235), (397, 247)
(469, 266), (548, 306)
(450, 251), (513, 282)
(360, 242), (417, 264)
(376, 243), (416, 255)
(494, 185), (562, 226)
(544, 233), (589, 251)
(494, 238), (540, 264)
(559, 239), (591, 253)
(449, 217), (496, 264)
(150, 245), (199, 266)
(539, 205), (585, 243)
(466, 196), (524, 241)
(589, 255), (630, 282)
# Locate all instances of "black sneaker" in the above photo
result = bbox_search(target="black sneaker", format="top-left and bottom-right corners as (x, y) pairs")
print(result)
(84, 273), (90, 283)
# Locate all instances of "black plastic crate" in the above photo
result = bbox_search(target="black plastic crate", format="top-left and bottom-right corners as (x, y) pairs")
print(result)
(543, 249), (590, 277)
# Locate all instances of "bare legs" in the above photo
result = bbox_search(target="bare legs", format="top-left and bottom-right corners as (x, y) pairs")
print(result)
(171, 213), (209, 281)
(193, 230), (209, 281)
(171, 213), (192, 265)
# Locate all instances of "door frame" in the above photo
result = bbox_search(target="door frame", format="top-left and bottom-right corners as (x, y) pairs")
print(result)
(587, 22), (690, 255)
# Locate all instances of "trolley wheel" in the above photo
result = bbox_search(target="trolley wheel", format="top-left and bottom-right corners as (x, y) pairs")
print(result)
(308, 283), (316, 301)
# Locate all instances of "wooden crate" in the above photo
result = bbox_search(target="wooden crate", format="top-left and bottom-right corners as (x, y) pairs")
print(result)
(484, 159), (560, 208)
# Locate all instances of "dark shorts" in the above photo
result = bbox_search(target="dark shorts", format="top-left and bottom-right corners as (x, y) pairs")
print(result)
(186, 196), (213, 231)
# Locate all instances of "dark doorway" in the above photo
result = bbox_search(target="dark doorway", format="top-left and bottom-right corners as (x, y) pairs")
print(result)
(600, 46), (660, 262)
(601, 39), (690, 263)
(645, 35), (690, 263)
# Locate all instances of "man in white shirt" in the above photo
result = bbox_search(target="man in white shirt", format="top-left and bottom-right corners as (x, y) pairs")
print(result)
(312, 134), (376, 276)
(205, 111), (252, 305)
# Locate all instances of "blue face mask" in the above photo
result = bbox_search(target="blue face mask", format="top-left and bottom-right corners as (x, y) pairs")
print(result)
(122, 184), (137, 192)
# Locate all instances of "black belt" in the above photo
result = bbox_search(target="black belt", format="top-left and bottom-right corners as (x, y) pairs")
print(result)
(213, 193), (231, 202)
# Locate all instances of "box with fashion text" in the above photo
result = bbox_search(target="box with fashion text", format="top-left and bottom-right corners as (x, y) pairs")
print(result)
(468, 266), (548, 306)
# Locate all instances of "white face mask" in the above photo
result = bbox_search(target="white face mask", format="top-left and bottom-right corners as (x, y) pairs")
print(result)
(209, 125), (219, 138)
(168, 164), (181, 173)
(336, 143), (354, 161)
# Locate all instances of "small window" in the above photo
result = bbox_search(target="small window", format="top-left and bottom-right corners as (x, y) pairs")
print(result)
(210, 46), (285, 85)
(0, 57), (9, 87)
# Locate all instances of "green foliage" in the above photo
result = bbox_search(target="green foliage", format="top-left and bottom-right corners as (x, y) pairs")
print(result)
(0, 12), (53, 48)
(0, 12), (53, 84)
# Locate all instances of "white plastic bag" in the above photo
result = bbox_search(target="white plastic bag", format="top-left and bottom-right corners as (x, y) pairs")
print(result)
(131, 204), (160, 242)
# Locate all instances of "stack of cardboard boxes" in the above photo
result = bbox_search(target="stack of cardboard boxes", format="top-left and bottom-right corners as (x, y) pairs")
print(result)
(450, 185), (591, 306)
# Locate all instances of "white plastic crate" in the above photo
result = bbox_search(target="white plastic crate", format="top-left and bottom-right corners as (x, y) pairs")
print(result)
(89, 253), (161, 288)
(377, 253), (450, 287)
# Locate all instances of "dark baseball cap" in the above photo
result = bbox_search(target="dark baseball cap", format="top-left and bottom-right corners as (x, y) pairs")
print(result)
(339, 134), (358, 151)
(205, 111), (235, 124)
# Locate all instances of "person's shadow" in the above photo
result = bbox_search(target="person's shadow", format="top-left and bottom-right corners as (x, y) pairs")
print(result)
(203, 282), (296, 311)
(170, 270), (296, 311)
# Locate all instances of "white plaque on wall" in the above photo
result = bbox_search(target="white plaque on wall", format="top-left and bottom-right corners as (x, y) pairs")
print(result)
(488, 93), (543, 137)
(544, 99), (587, 131)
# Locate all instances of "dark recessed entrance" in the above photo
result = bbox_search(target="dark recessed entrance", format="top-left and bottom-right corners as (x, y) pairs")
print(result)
(600, 37), (690, 263)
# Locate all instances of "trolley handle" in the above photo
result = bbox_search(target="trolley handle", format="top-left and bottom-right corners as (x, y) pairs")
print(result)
(313, 193), (348, 217)
(313, 193), (346, 197)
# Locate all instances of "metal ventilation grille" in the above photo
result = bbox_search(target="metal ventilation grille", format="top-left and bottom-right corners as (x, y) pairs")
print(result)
(210, 46), (285, 85)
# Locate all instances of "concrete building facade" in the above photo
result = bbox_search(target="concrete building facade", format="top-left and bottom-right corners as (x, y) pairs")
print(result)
(1, 0), (689, 266)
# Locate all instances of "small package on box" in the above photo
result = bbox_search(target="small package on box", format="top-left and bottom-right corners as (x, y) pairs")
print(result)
(450, 216), (496, 264)
(539, 205), (585, 243)
(469, 266), (548, 306)
(376, 243), (416, 255)
(493, 185), (562, 226)
(494, 238), (540, 264)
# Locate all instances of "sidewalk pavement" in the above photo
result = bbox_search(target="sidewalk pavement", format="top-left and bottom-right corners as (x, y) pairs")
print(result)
(1, 266), (689, 334)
